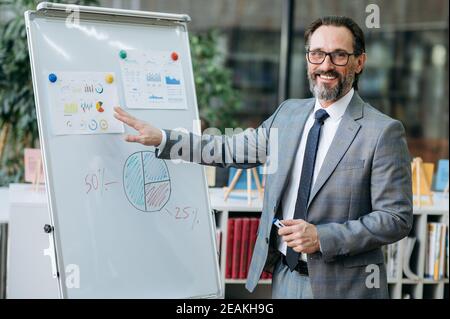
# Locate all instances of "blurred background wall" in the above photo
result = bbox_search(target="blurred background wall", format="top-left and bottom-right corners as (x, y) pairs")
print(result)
(102, 0), (448, 163)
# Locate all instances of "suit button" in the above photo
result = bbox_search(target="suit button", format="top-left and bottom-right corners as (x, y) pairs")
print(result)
(265, 237), (269, 244)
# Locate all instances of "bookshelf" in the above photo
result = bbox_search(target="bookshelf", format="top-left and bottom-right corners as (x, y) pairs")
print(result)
(209, 187), (272, 299)
(209, 188), (449, 299)
(387, 193), (449, 299)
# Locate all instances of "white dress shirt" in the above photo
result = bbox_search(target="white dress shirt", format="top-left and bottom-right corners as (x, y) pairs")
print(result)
(157, 128), (167, 150)
(277, 88), (354, 257)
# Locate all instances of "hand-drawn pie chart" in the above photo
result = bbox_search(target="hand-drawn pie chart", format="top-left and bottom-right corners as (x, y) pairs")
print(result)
(123, 151), (171, 212)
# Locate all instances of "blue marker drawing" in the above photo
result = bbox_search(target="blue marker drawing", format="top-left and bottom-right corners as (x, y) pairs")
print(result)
(123, 151), (171, 212)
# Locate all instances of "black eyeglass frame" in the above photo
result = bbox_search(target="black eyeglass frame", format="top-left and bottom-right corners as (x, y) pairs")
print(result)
(306, 50), (363, 66)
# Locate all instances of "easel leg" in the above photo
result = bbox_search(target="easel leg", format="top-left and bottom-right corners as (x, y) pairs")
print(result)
(251, 167), (263, 199)
(224, 169), (242, 201)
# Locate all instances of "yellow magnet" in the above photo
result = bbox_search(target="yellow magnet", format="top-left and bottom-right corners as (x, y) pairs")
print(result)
(105, 74), (114, 84)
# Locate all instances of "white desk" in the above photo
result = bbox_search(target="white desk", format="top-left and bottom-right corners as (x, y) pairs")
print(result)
(0, 187), (9, 223)
(209, 187), (263, 212)
(7, 183), (59, 299)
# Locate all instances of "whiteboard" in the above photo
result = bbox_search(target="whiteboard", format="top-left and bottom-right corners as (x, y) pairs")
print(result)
(25, 3), (221, 298)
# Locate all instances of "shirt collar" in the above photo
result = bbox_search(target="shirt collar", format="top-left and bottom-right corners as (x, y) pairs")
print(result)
(314, 88), (354, 122)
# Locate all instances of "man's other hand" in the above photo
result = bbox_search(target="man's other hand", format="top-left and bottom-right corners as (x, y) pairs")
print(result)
(278, 219), (321, 254)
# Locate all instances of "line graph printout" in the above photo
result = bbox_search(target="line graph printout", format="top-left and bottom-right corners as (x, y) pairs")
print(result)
(46, 72), (124, 135)
(119, 49), (187, 109)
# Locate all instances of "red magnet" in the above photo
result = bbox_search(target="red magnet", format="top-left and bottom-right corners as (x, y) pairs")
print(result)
(171, 52), (179, 61)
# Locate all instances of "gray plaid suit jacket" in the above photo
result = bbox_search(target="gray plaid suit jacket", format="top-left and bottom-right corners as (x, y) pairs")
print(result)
(156, 92), (413, 299)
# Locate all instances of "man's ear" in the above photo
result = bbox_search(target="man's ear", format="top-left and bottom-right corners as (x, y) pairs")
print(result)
(356, 53), (367, 74)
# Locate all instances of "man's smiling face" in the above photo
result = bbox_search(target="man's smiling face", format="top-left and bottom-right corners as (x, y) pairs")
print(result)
(307, 25), (366, 104)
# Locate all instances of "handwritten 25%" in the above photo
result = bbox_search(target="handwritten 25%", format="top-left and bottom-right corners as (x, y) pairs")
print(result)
(165, 206), (199, 229)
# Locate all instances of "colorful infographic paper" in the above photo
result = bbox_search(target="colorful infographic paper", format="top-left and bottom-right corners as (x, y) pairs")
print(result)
(119, 50), (188, 109)
(47, 71), (124, 135)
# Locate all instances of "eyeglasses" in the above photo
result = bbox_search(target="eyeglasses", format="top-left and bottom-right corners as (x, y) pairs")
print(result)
(306, 50), (361, 66)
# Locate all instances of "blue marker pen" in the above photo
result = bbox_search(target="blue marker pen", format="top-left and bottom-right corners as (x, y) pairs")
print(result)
(272, 218), (286, 229)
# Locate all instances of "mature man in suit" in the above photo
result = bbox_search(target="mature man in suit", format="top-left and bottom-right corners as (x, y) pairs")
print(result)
(114, 16), (413, 299)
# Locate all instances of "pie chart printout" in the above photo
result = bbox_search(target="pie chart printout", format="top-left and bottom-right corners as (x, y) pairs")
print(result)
(123, 151), (171, 212)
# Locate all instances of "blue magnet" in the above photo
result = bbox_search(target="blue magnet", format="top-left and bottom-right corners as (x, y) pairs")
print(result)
(48, 73), (57, 83)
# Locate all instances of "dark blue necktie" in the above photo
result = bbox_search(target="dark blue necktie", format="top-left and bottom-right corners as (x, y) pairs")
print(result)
(285, 108), (329, 271)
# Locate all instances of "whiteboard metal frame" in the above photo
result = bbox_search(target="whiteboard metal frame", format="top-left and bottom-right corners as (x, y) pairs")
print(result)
(24, 2), (221, 299)
(37, 2), (191, 22)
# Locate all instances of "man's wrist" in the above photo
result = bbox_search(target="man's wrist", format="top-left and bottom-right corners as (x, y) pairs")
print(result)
(156, 129), (167, 150)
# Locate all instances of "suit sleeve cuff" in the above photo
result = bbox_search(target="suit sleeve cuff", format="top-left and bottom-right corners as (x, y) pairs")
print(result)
(316, 224), (337, 263)
(155, 129), (167, 152)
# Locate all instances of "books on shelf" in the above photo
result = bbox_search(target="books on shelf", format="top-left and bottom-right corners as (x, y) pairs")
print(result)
(231, 218), (242, 279)
(225, 217), (272, 280)
(384, 237), (419, 281)
(248, 218), (259, 273)
(425, 223), (448, 280)
(434, 159), (449, 192)
(239, 218), (251, 279)
(385, 225), (449, 283)
(225, 219), (235, 279)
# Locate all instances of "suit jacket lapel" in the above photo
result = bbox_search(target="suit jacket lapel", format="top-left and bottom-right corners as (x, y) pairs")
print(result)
(307, 92), (364, 208)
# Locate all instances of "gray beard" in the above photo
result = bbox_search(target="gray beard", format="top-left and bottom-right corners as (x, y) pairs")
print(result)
(309, 73), (354, 102)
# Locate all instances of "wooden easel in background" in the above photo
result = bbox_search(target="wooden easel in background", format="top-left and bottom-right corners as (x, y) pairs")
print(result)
(411, 157), (434, 207)
(33, 156), (43, 192)
(224, 167), (264, 205)
(24, 148), (44, 192)
(0, 123), (10, 169)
